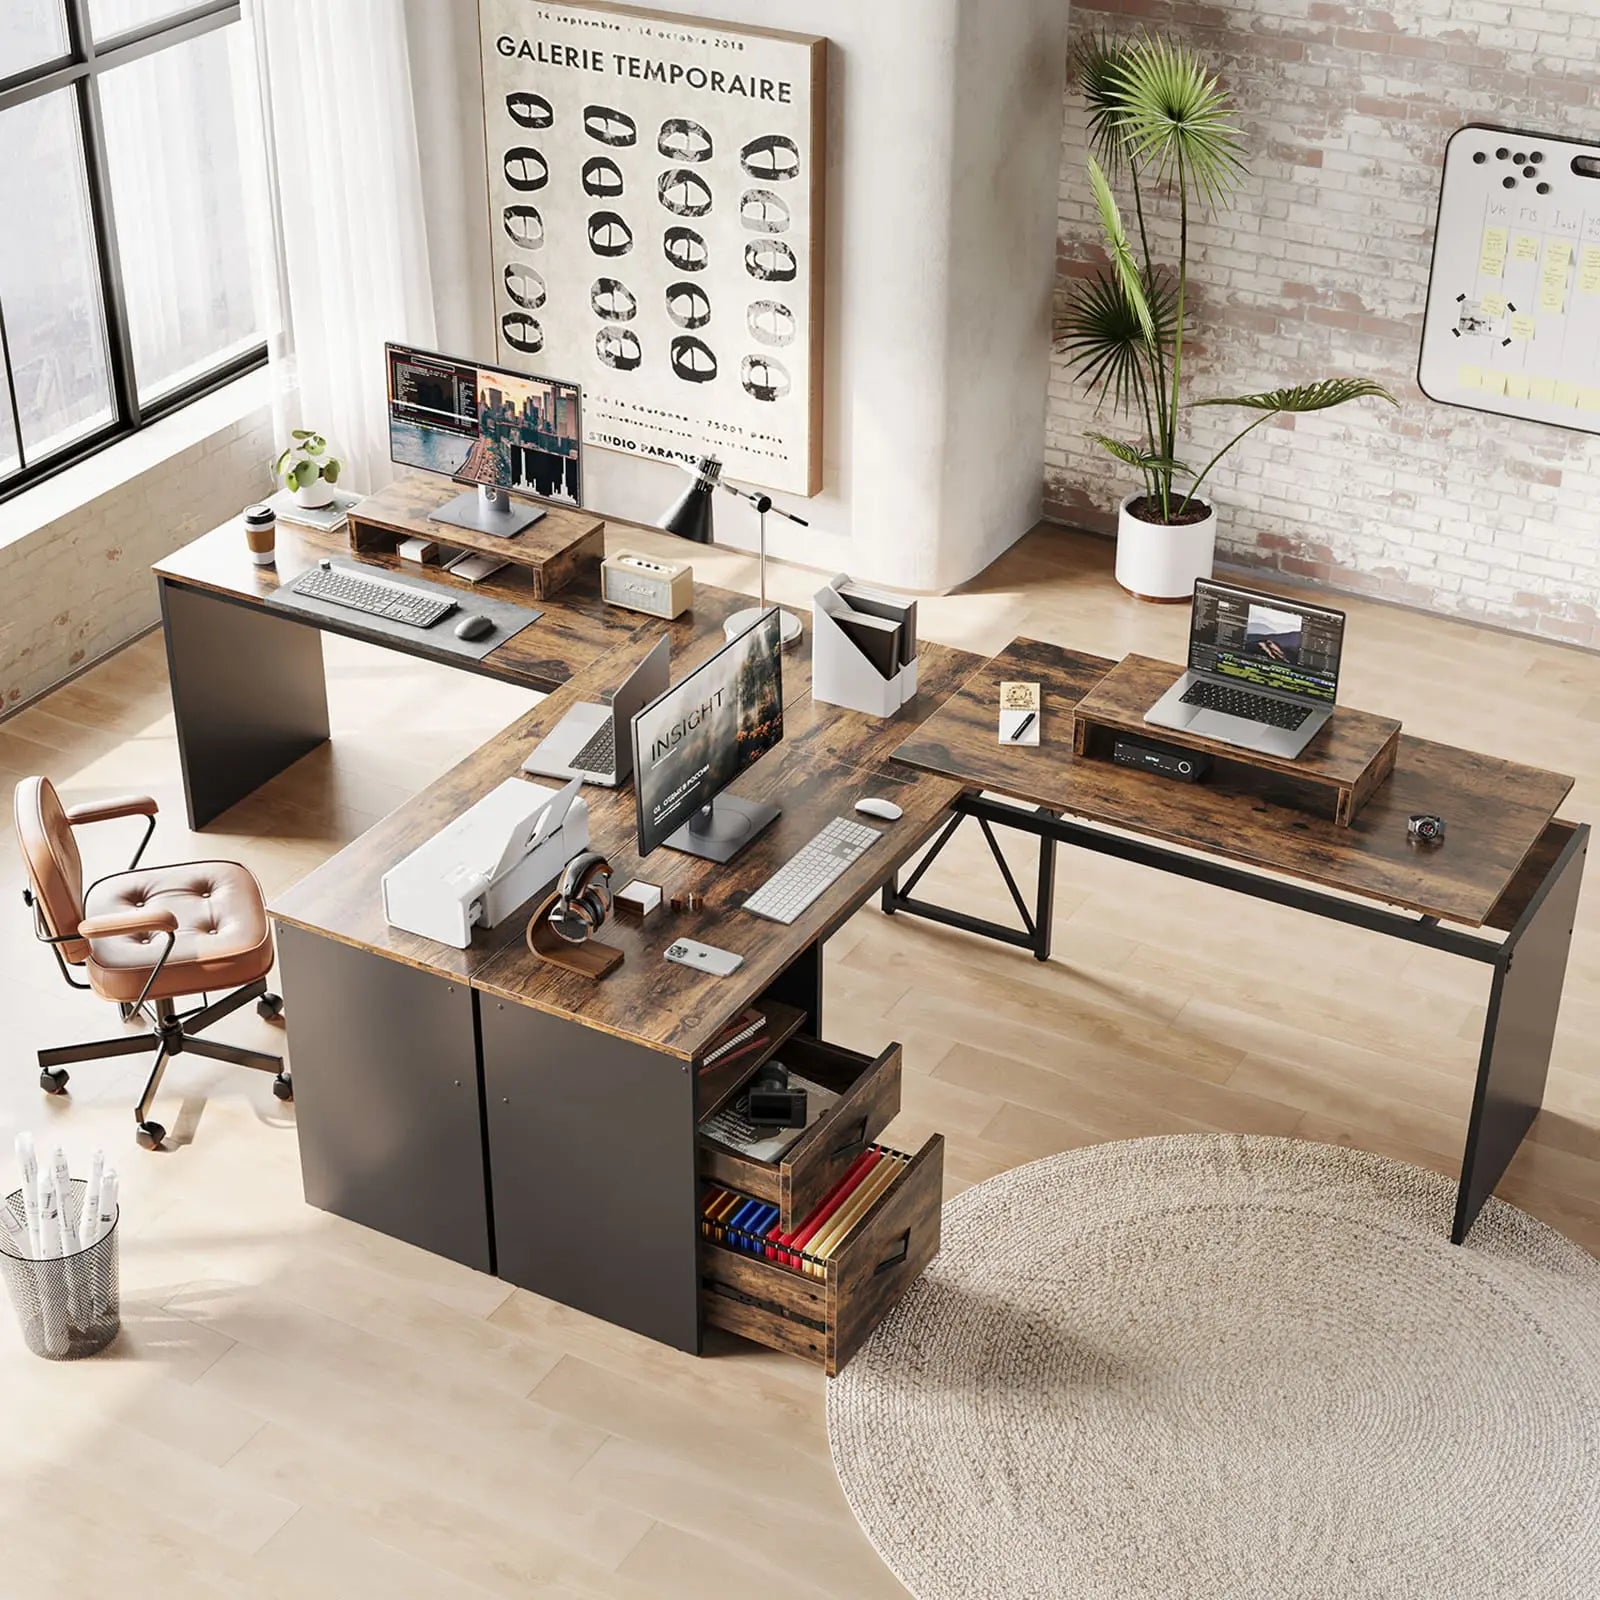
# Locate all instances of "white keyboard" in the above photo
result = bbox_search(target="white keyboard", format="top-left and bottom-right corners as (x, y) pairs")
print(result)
(741, 817), (882, 925)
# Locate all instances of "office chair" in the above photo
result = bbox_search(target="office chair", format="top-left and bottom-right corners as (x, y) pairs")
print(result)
(13, 777), (291, 1151)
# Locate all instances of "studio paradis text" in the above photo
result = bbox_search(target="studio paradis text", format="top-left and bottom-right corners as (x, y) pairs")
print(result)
(494, 36), (794, 102)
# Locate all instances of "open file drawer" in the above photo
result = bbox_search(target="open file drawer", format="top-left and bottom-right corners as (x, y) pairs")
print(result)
(698, 1035), (903, 1231)
(701, 1135), (943, 1376)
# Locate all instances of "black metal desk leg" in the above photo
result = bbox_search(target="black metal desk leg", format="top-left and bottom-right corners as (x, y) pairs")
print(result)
(1453, 826), (1588, 1244)
(1033, 806), (1058, 962)
(161, 579), (330, 829)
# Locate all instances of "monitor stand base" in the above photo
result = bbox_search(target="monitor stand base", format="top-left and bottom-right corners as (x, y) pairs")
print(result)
(663, 796), (780, 865)
(429, 484), (548, 538)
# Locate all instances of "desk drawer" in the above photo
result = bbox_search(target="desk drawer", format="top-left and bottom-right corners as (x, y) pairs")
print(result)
(699, 1036), (903, 1230)
(701, 1135), (943, 1376)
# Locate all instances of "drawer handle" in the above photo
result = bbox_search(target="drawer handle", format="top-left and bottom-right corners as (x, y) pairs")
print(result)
(873, 1230), (910, 1276)
(829, 1115), (868, 1160)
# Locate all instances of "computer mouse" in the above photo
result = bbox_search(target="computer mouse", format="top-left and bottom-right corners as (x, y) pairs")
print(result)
(855, 797), (903, 822)
(455, 613), (495, 642)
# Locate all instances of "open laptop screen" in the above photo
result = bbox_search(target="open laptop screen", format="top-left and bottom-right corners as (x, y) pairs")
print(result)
(1189, 579), (1346, 705)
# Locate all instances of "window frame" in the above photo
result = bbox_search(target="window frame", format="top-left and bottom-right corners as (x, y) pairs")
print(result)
(0, 0), (267, 503)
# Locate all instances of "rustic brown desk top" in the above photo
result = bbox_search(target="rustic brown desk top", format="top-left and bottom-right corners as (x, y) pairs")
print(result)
(152, 509), (750, 695)
(892, 637), (1574, 928)
(272, 628), (976, 1060)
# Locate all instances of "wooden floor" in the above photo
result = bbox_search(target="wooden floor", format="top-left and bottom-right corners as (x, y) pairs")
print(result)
(1, 523), (1596, 1597)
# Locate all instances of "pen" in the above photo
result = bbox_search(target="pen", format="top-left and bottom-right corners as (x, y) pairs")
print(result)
(1010, 711), (1037, 742)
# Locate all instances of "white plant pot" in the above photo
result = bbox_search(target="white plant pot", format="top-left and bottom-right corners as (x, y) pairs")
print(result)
(1114, 492), (1217, 603)
(293, 476), (336, 510)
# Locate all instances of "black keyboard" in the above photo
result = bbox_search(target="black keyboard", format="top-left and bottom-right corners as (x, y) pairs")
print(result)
(1180, 679), (1311, 731)
(570, 720), (616, 774)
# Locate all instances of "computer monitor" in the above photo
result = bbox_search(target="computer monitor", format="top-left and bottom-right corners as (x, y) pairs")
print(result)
(1189, 578), (1346, 705)
(631, 609), (785, 864)
(385, 342), (583, 537)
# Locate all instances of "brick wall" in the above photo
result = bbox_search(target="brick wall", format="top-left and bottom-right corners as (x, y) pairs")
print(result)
(1047, 0), (1600, 648)
(0, 404), (274, 711)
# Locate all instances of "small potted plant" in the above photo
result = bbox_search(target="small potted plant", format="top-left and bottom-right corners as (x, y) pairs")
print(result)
(1059, 36), (1396, 600)
(274, 429), (343, 510)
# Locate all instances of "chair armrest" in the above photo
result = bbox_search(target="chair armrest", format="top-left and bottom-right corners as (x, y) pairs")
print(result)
(78, 907), (179, 940)
(65, 794), (159, 826)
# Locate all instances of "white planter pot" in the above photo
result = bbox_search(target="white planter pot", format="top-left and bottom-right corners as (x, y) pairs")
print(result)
(1114, 493), (1217, 603)
(293, 476), (336, 510)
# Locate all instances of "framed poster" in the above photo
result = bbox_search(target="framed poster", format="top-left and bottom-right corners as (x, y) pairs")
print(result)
(478, 1), (826, 496)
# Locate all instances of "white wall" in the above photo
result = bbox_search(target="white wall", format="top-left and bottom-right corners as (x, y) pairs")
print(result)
(407, 0), (1068, 592)
(0, 379), (273, 712)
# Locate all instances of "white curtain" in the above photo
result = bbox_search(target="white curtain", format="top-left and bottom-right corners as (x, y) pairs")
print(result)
(242, 0), (438, 493)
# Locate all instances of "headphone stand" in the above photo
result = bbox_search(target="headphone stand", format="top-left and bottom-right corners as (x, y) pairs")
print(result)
(525, 889), (624, 979)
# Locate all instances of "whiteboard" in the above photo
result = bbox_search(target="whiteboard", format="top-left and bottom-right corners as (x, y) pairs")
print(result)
(1419, 124), (1600, 435)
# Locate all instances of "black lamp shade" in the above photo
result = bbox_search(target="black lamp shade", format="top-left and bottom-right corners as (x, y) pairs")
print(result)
(657, 455), (722, 545)
(658, 477), (716, 545)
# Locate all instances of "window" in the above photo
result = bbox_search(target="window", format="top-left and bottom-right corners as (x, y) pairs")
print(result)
(0, 2), (267, 501)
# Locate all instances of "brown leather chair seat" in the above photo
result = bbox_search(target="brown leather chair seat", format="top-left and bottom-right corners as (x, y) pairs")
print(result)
(81, 861), (274, 1003)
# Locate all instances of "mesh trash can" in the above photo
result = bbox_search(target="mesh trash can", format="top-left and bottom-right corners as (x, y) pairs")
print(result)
(0, 1180), (120, 1359)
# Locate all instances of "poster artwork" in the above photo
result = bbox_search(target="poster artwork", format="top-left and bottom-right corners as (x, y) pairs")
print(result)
(479, 2), (826, 495)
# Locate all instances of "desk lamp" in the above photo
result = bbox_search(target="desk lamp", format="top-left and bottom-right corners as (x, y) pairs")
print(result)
(656, 454), (806, 647)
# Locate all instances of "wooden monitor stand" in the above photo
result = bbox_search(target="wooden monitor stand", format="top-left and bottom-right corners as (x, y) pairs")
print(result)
(1071, 654), (1401, 826)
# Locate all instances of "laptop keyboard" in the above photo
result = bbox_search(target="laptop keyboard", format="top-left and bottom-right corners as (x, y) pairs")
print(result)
(570, 720), (616, 774)
(1181, 679), (1311, 731)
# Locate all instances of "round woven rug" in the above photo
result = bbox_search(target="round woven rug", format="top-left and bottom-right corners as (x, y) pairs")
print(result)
(826, 1135), (1600, 1599)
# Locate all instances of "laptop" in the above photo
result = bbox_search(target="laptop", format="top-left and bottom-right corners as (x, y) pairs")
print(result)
(1144, 578), (1347, 760)
(522, 636), (670, 786)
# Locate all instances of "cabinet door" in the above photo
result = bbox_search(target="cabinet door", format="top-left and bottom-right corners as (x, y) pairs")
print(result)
(279, 924), (491, 1272)
(480, 997), (699, 1354)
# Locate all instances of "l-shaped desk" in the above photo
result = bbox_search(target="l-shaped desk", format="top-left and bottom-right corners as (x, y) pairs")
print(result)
(154, 493), (1587, 1371)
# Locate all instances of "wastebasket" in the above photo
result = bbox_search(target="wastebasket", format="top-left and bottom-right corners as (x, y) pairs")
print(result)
(0, 1180), (119, 1359)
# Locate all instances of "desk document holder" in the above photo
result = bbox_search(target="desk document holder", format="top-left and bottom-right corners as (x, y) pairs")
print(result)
(812, 574), (919, 718)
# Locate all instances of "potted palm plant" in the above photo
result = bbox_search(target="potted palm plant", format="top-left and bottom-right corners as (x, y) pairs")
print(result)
(1059, 37), (1396, 600)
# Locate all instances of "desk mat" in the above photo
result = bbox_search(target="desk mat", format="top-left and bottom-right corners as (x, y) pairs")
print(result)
(269, 556), (541, 663)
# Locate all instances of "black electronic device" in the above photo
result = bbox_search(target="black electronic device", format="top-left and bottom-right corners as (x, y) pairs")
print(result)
(745, 1061), (808, 1129)
(547, 851), (614, 943)
(385, 342), (583, 536)
(1408, 813), (1447, 846)
(631, 608), (785, 863)
(1113, 737), (1212, 783)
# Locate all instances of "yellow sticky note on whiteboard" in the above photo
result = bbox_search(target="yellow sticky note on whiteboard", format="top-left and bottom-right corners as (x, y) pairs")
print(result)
(1580, 246), (1600, 295)
(1512, 233), (1541, 263)
(1506, 373), (1532, 400)
(1555, 381), (1581, 406)
(1480, 227), (1509, 276)
(1579, 388), (1600, 412)
(1457, 365), (1484, 388)
(1530, 376), (1557, 402)
(1481, 292), (1509, 317)
(1545, 239), (1574, 271)
(1539, 280), (1567, 312)
(1480, 370), (1508, 396)
(1510, 313), (1537, 340)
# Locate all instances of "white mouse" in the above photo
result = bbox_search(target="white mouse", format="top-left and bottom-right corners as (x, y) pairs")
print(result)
(855, 797), (903, 822)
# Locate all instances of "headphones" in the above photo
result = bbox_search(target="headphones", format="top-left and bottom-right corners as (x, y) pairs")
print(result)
(547, 851), (613, 944)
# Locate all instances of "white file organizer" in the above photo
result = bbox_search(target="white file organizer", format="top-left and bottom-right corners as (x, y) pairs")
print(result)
(811, 575), (919, 717)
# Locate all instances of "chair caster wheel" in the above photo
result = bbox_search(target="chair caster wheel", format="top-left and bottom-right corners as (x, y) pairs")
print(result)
(39, 1067), (69, 1095)
(136, 1121), (166, 1151)
(257, 993), (284, 1020)
(272, 1072), (293, 1103)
